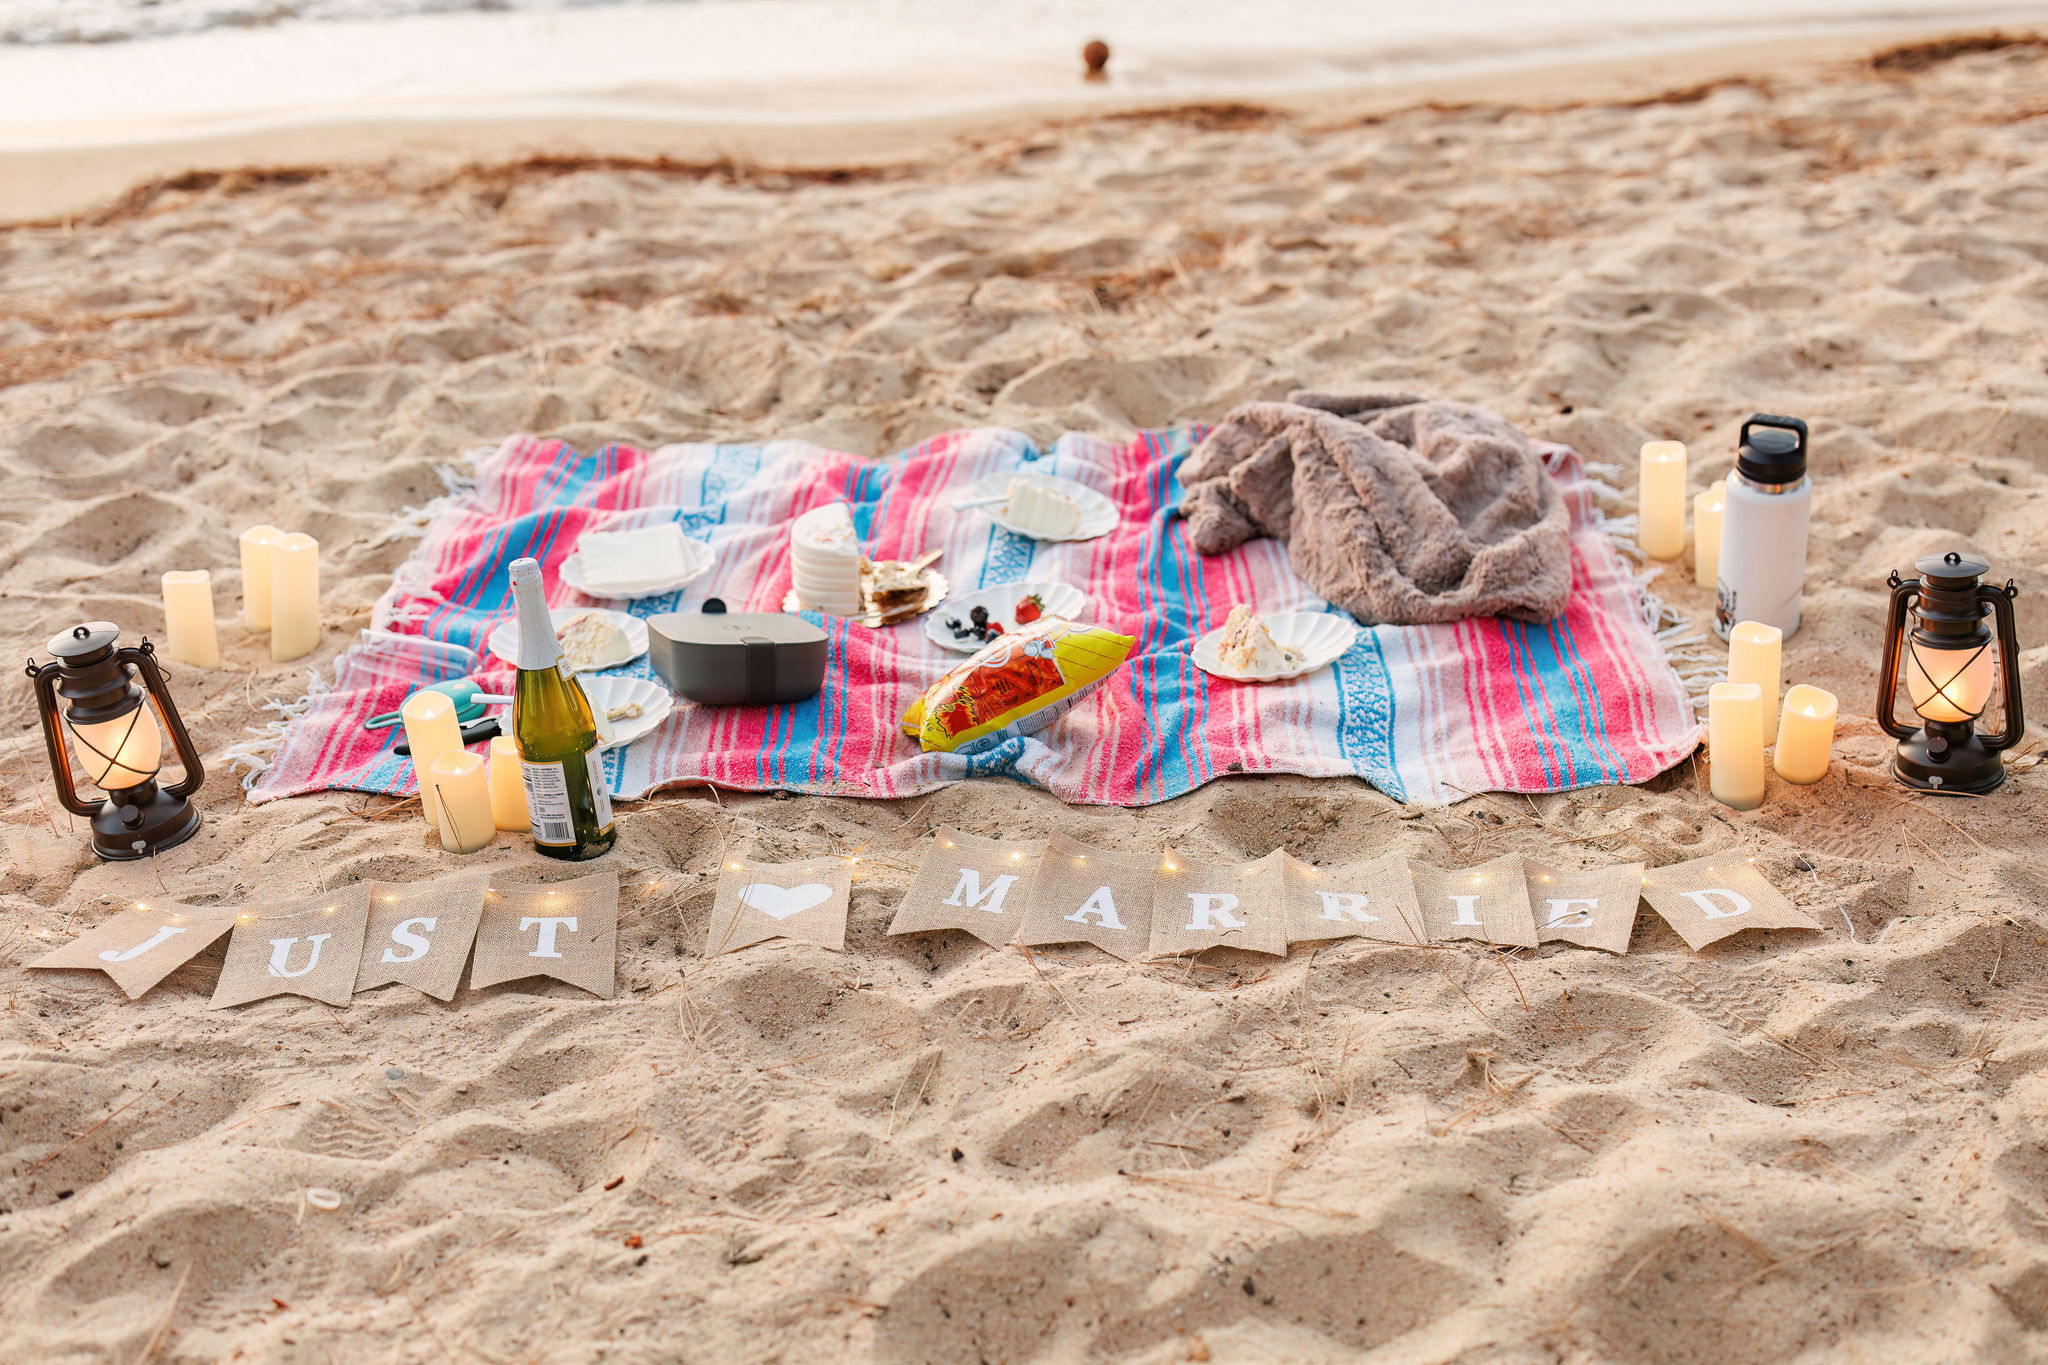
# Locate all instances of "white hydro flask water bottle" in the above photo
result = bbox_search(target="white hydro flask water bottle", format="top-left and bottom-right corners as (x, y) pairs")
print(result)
(1715, 414), (1811, 642)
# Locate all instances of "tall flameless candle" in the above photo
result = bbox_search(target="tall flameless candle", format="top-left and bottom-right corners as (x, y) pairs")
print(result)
(1638, 440), (1688, 560)
(488, 735), (530, 831)
(268, 532), (321, 663)
(401, 690), (462, 828)
(239, 524), (284, 630)
(1694, 480), (1725, 590)
(1774, 684), (1838, 785)
(160, 571), (220, 669)
(1727, 619), (1783, 718)
(1709, 681), (1766, 811)
(430, 750), (494, 854)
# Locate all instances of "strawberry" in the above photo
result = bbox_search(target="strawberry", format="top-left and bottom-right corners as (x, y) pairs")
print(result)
(1014, 593), (1045, 624)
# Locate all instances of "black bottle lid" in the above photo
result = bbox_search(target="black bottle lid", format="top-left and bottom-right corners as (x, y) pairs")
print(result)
(1737, 414), (1808, 486)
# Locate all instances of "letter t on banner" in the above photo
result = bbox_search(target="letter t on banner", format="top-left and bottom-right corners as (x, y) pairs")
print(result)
(888, 827), (1042, 948)
(470, 872), (619, 997)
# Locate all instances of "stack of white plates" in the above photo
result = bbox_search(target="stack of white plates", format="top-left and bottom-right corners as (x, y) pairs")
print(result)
(790, 502), (863, 615)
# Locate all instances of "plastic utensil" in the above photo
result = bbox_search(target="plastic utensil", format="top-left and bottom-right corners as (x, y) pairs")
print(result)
(394, 718), (502, 756)
(366, 679), (511, 730)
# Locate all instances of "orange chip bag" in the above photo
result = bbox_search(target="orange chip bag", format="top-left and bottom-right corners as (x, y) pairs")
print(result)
(903, 616), (1134, 753)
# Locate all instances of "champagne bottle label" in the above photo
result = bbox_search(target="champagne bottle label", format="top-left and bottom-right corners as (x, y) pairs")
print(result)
(522, 760), (576, 846)
(585, 749), (615, 831)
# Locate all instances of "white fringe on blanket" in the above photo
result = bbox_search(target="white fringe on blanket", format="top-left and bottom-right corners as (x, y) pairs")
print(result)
(218, 665), (332, 790)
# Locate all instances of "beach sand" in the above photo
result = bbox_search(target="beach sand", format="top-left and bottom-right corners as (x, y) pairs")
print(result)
(4, 31), (2048, 1363)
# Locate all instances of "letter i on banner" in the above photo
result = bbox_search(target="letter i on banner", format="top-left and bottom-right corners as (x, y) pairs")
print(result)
(1282, 853), (1426, 946)
(28, 901), (239, 1000)
(470, 871), (619, 997)
(1411, 853), (1539, 947)
(1147, 849), (1288, 959)
(888, 827), (1041, 948)
(1638, 853), (1820, 951)
(210, 887), (373, 1009)
(354, 870), (492, 1001)
(1524, 859), (1645, 955)
(1013, 832), (1155, 961)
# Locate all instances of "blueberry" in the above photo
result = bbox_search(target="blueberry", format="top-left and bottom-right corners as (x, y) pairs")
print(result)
(969, 605), (990, 626)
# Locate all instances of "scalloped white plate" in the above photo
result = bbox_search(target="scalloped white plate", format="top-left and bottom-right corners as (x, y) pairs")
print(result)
(560, 533), (714, 600)
(925, 580), (1090, 653)
(967, 471), (1117, 543)
(1192, 612), (1359, 683)
(577, 674), (674, 751)
(486, 607), (649, 674)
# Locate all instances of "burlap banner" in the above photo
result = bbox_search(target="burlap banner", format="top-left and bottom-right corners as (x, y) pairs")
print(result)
(1014, 833), (1156, 961)
(356, 870), (492, 1001)
(1639, 853), (1820, 951)
(1149, 849), (1288, 958)
(472, 872), (620, 997)
(887, 827), (1039, 947)
(706, 855), (852, 957)
(211, 888), (373, 1009)
(26, 900), (238, 999)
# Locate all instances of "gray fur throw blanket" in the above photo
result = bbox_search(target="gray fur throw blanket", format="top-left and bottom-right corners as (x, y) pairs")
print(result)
(1177, 391), (1572, 625)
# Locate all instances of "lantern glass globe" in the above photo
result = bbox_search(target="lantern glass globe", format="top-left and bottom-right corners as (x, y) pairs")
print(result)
(1904, 638), (1996, 724)
(68, 703), (161, 791)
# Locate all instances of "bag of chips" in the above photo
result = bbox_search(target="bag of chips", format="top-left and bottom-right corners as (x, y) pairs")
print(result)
(903, 616), (1135, 753)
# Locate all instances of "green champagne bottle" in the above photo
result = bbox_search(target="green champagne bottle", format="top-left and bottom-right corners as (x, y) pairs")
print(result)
(508, 557), (617, 861)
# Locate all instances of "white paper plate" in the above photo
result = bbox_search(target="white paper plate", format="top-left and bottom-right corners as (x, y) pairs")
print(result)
(1192, 612), (1359, 683)
(968, 471), (1117, 543)
(487, 607), (649, 674)
(560, 534), (714, 600)
(925, 580), (1090, 653)
(577, 675), (675, 751)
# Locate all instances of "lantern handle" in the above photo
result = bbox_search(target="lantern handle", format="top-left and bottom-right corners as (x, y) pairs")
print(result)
(1978, 581), (2025, 754)
(1876, 574), (1919, 742)
(25, 659), (102, 818)
(119, 642), (207, 801)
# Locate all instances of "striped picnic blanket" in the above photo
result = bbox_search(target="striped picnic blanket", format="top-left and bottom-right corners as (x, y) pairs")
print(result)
(246, 426), (1701, 808)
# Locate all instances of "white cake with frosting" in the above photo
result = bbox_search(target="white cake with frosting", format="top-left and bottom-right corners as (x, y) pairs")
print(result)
(790, 501), (864, 615)
(1215, 605), (1303, 675)
(1004, 476), (1085, 538)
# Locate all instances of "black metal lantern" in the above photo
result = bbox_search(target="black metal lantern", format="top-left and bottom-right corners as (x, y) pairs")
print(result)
(25, 623), (205, 860)
(1877, 551), (2024, 794)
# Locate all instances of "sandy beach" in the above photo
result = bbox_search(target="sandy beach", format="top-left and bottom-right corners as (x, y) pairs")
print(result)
(5, 28), (2048, 1363)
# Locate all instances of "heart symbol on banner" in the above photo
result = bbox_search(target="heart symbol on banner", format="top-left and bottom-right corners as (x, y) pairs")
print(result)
(739, 882), (833, 921)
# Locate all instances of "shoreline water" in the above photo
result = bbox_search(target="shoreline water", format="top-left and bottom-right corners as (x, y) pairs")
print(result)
(0, 3), (2040, 221)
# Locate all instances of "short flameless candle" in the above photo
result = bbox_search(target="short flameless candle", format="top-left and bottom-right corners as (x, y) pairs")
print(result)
(269, 532), (321, 663)
(1727, 619), (1783, 718)
(430, 750), (494, 854)
(239, 524), (284, 631)
(1694, 480), (1725, 590)
(401, 690), (463, 828)
(488, 736), (530, 831)
(1774, 684), (1838, 785)
(1709, 681), (1766, 811)
(160, 571), (220, 670)
(1638, 440), (1688, 560)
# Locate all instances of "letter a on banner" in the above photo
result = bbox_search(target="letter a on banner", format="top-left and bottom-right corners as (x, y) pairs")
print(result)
(356, 871), (491, 1001)
(1014, 833), (1154, 961)
(212, 888), (373, 1009)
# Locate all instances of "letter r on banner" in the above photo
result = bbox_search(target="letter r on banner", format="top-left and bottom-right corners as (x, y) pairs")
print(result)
(267, 933), (331, 979)
(381, 916), (440, 965)
(1317, 892), (1376, 923)
(1545, 898), (1597, 928)
(1683, 889), (1752, 920)
(1184, 893), (1245, 931)
(1065, 887), (1125, 930)
(99, 924), (187, 963)
(943, 870), (1019, 915)
(521, 916), (578, 958)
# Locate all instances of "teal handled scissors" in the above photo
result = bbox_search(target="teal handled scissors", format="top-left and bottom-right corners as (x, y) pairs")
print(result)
(365, 678), (512, 731)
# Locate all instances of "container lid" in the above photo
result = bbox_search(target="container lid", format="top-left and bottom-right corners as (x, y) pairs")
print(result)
(1736, 414), (1809, 485)
(651, 612), (826, 648)
(1916, 550), (1989, 589)
(48, 621), (120, 663)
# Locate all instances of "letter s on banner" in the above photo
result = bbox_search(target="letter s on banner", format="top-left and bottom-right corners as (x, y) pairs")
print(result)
(381, 916), (440, 965)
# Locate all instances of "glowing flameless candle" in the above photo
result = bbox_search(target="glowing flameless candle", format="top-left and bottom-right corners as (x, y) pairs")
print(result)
(1709, 681), (1766, 811)
(1774, 684), (1838, 785)
(1727, 619), (1782, 718)
(401, 690), (462, 828)
(268, 532), (321, 663)
(430, 750), (494, 854)
(488, 736), (530, 831)
(160, 571), (220, 670)
(1694, 480), (1724, 590)
(239, 524), (284, 631)
(1638, 441), (1687, 560)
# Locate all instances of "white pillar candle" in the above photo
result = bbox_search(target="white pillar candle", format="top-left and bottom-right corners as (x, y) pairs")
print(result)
(401, 690), (462, 828)
(1638, 440), (1688, 560)
(430, 751), (495, 854)
(1693, 480), (1724, 591)
(1708, 681), (1766, 811)
(1727, 619), (1783, 719)
(1774, 684), (1838, 785)
(239, 524), (285, 630)
(488, 735), (531, 831)
(160, 570), (220, 670)
(269, 532), (321, 663)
